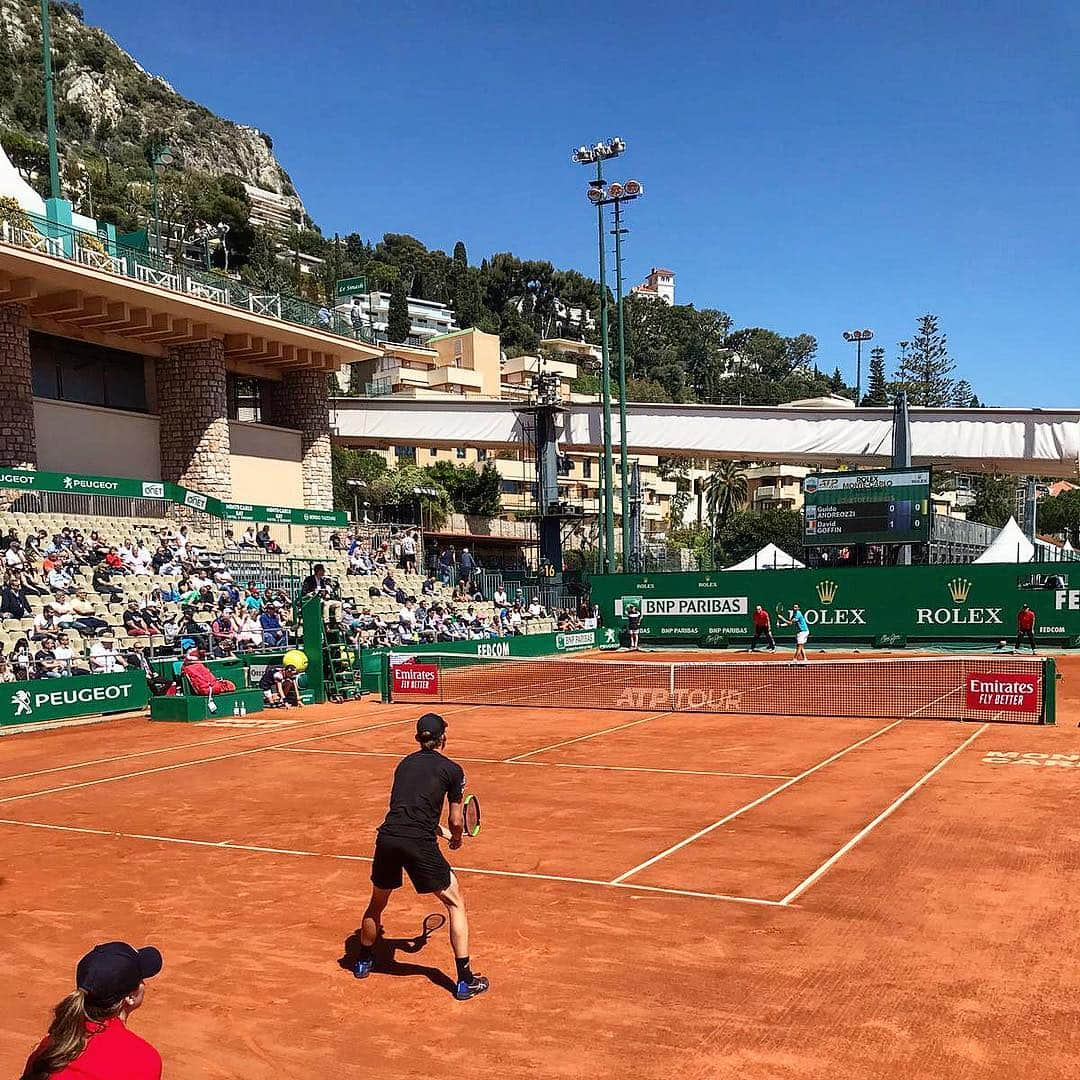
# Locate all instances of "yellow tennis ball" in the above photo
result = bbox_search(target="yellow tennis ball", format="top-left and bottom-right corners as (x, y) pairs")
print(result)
(283, 649), (309, 673)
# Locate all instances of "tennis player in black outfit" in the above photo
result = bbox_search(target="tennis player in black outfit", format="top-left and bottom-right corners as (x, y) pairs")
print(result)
(353, 712), (489, 1000)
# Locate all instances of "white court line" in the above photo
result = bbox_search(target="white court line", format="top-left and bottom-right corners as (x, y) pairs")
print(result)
(0, 817), (782, 907)
(0, 715), (420, 805)
(778, 723), (989, 905)
(0, 700), (419, 784)
(610, 718), (905, 884)
(274, 746), (794, 781)
(504, 711), (674, 761)
(906, 683), (964, 718)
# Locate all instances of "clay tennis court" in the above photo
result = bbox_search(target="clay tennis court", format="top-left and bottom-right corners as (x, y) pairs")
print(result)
(2, 650), (1079, 1079)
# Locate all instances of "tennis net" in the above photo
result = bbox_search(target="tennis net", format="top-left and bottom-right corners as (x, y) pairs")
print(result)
(385, 653), (1054, 724)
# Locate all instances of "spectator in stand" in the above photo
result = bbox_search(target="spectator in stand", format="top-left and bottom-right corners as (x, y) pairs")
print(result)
(348, 544), (373, 575)
(32, 604), (63, 642)
(54, 632), (90, 676)
(90, 636), (127, 673)
(210, 610), (238, 657)
(92, 563), (123, 601)
(451, 581), (468, 604)
(256, 525), (283, 553)
(123, 601), (159, 639)
(1, 572), (32, 618)
(132, 541), (153, 574)
(178, 607), (206, 652)
(46, 556), (74, 593)
(381, 570), (398, 600)
(239, 525), (258, 549)
(421, 571), (437, 597)
(237, 609), (263, 651)
(34, 635), (62, 679)
(493, 584), (508, 608)
(244, 583), (264, 613)
(10, 637), (32, 680)
(0, 658), (14, 683)
(0, 526), (18, 551)
(222, 528), (239, 552)
(218, 577), (241, 608)
(401, 530), (418, 573)
(459, 546), (477, 586)
(398, 597), (418, 639)
(173, 525), (192, 559)
(105, 547), (127, 575)
(259, 603), (288, 647)
(507, 603), (524, 635)
(526, 598), (543, 621)
(4, 539), (25, 571)
(438, 546), (455, 584)
(329, 532), (344, 552)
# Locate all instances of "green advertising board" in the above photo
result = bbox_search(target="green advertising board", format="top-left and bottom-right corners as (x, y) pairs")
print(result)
(592, 564), (1080, 646)
(335, 275), (368, 298)
(0, 468), (347, 527)
(0, 670), (148, 727)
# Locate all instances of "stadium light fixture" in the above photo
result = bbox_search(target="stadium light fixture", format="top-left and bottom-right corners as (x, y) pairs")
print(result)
(842, 328), (874, 407)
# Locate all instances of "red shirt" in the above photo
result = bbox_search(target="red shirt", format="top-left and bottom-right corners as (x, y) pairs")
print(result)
(1018, 609), (1036, 631)
(752, 609), (771, 629)
(25, 1017), (161, 1079)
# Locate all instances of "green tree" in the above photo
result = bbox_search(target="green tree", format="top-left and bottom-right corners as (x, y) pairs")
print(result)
(1037, 489), (1080, 545)
(424, 461), (501, 517)
(387, 276), (410, 342)
(951, 378), (977, 407)
(713, 509), (804, 566)
(330, 446), (388, 512)
(968, 474), (1017, 528)
(704, 461), (749, 525)
(894, 314), (955, 406)
(862, 346), (888, 405)
(452, 240), (468, 267)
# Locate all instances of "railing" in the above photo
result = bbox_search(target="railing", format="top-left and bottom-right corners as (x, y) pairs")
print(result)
(2, 213), (373, 345)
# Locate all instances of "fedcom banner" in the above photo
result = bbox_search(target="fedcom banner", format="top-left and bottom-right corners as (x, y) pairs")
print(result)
(0, 671), (149, 727)
(591, 564), (1080, 644)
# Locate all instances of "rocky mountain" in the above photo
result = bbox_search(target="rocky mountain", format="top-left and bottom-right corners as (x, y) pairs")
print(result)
(0, 0), (304, 216)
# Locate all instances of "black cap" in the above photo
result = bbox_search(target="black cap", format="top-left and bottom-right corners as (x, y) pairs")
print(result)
(76, 942), (162, 1007)
(416, 713), (446, 740)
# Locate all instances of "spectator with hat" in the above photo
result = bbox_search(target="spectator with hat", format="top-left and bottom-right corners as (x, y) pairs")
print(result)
(20, 940), (164, 1080)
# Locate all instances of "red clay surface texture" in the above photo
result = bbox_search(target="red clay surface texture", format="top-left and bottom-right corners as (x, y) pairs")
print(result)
(2, 654), (1079, 1079)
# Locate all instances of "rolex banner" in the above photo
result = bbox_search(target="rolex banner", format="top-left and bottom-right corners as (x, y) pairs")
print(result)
(593, 564), (1079, 645)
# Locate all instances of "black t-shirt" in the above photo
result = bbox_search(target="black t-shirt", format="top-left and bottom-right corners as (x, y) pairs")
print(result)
(378, 749), (465, 841)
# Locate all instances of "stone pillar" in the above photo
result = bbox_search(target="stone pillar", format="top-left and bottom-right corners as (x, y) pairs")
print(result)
(268, 369), (333, 510)
(157, 339), (232, 499)
(0, 303), (37, 469)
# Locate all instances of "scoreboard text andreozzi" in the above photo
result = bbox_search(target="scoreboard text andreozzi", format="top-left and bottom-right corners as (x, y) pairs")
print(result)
(803, 467), (931, 547)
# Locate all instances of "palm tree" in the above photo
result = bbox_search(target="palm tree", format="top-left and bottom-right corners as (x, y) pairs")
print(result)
(704, 461), (749, 533)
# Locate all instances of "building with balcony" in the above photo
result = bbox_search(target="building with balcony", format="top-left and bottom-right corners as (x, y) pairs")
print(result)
(501, 351), (579, 400)
(336, 291), (457, 346)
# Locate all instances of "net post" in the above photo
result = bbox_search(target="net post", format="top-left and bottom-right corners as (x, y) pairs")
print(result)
(1042, 657), (1056, 725)
(380, 652), (392, 703)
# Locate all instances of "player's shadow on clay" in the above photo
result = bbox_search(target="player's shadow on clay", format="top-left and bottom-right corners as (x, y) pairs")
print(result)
(339, 915), (456, 995)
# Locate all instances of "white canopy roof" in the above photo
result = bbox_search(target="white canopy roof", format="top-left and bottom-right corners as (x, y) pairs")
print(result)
(723, 543), (805, 571)
(973, 517), (1034, 563)
(0, 142), (46, 216)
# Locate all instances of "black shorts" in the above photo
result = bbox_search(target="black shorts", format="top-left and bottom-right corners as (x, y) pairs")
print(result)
(371, 834), (451, 894)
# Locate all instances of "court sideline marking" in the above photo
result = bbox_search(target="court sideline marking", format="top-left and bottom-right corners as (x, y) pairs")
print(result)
(504, 711), (674, 761)
(0, 816), (783, 907)
(777, 722), (988, 905)
(610, 718), (906, 883)
(274, 746), (794, 781)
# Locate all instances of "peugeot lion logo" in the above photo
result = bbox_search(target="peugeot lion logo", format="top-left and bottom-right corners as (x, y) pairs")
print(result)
(11, 689), (32, 716)
(816, 580), (838, 604)
(948, 578), (972, 603)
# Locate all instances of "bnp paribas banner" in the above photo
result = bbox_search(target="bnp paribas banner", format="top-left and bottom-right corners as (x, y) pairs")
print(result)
(591, 564), (1080, 645)
(0, 468), (346, 527)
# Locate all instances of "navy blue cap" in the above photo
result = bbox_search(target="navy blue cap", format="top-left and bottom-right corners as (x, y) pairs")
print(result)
(76, 942), (162, 1007)
(416, 713), (446, 739)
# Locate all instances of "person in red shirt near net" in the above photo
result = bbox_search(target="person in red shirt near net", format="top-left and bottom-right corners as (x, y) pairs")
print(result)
(749, 605), (775, 652)
(21, 940), (163, 1080)
(1015, 604), (1037, 654)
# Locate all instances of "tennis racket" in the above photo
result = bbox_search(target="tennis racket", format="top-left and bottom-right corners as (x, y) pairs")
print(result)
(775, 601), (790, 625)
(462, 793), (481, 838)
(421, 913), (446, 939)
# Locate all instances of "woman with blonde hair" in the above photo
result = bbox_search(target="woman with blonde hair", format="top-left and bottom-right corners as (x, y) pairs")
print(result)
(21, 940), (163, 1080)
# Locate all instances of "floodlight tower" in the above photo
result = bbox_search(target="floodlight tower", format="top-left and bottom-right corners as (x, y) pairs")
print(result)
(572, 138), (625, 573)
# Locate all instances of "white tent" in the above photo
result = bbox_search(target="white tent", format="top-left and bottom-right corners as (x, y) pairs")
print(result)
(0, 142), (46, 216)
(723, 543), (805, 571)
(973, 516), (1034, 564)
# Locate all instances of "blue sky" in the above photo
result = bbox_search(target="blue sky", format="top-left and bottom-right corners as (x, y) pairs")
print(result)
(86, 0), (1080, 406)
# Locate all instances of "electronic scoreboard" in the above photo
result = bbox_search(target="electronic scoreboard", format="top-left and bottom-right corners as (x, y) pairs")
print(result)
(803, 467), (931, 547)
